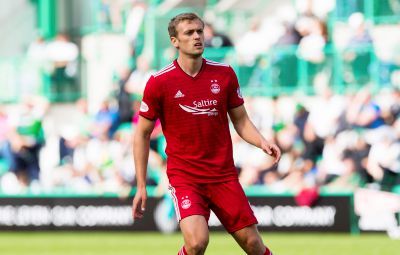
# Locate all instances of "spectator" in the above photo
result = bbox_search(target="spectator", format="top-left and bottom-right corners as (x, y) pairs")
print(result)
(91, 99), (119, 139)
(323, 148), (362, 191)
(293, 103), (309, 142)
(296, 16), (327, 63)
(389, 89), (400, 122)
(272, 21), (302, 88)
(235, 19), (269, 66)
(342, 133), (372, 185)
(346, 88), (386, 144)
(275, 22), (301, 46)
(343, 13), (373, 85)
(27, 36), (47, 63)
(46, 33), (79, 97)
(125, 54), (155, 97)
(347, 12), (372, 46)
(295, 0), (335, 20)
(125, 0), (148, 58)
(59, 98), (91, 166)
(367, 128), (400, 189)
(23, 36), (48, 96)
(204, 23), (233, 48)
(115, 67), (134, 124)
(303, 84), (346, 162)
(98, 0), (125, 31)
(7, 96), (48, 186)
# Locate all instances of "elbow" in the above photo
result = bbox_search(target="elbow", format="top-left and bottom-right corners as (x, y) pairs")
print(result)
(233, 123), (245, 137)
(134, 129), (152, 143)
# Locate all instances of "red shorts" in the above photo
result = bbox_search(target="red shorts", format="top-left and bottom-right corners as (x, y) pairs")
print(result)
(168, 179), (258, 233)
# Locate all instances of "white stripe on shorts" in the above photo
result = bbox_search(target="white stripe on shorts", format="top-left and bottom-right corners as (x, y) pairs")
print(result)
(169, 184), (181, 221)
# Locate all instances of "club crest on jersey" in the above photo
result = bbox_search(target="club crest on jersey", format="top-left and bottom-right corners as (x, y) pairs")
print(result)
(181, 196), (191, 209)
(140, 101), (149, 112)
(210, 80), (220, 94)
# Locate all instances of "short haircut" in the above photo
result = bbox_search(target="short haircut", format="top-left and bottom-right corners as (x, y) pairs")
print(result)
(168, 13), (204, 38)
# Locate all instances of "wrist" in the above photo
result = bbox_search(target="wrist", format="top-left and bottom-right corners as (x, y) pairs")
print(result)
(136, 183), (147, 190)
(260, 137), (267, 148)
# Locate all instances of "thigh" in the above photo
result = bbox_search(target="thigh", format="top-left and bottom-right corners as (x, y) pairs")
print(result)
(168, 183), (211, 222)
(208, 180), (258, 233)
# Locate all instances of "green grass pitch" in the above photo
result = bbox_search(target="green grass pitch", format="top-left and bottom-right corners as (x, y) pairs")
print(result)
(0, 232), (398, 255)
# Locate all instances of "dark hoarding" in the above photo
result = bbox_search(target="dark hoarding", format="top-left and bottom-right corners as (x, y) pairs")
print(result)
(0, 195), (353, 232)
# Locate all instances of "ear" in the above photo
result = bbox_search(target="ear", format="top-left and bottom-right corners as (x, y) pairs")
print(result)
(170, 37), (179, 49)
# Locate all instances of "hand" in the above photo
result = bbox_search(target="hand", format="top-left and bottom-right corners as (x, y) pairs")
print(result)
(132, 187), (147, 220)
(261, 140), (281, 164)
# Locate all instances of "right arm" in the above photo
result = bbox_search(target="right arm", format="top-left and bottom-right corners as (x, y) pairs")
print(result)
(132, 116), (156, 219)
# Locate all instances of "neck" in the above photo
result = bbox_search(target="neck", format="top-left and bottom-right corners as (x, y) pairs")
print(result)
(177, 55), (203, 77)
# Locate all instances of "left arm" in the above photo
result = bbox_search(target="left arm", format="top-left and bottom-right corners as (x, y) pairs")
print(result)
(228, 105), (281, 164)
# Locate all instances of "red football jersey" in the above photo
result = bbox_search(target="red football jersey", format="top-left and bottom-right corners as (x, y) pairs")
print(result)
(139, 58), (244, 185)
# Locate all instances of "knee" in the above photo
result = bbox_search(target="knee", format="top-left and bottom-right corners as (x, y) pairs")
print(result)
(186, 236), (209, 255)
(243, 235), (264, 254)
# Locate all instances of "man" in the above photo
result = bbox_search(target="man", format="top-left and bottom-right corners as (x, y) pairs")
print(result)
(132, 13), (280, 255)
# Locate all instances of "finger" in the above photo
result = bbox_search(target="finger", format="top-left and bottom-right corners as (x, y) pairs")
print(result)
(132, 198), (143, 219)
(135, 211), (144, 219)
(273, 145), (281, 163)
(132, 200), (138, 219)
(263, 145), (272, 155)
(134, 207), (144, 219)
(141, 197), (147, 212)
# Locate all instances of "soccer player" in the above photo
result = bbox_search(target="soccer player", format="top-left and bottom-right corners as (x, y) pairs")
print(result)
(132, 13), (281, 255)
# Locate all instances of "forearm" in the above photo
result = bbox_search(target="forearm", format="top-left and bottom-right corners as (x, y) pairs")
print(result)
(233, 117), (266, 149)
(133, 132), (151, 189)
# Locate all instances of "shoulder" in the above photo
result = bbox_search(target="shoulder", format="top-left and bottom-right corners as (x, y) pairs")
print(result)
(144, 63), (176, 95)
(145, 62), (175, 91)
(204, 58), (234, 75)
(152, 62), (176, 79)
(204, 58), (230, 69)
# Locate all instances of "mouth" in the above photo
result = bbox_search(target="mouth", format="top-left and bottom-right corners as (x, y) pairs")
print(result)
(194, 42), (203, 47)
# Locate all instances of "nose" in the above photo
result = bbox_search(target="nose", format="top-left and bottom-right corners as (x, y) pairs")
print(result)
(193, 31), (201, 39)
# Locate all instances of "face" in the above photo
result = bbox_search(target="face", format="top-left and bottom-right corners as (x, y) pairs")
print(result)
(171, 19), (204, 57)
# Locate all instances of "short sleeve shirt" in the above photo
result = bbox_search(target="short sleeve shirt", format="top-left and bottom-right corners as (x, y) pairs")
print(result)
(140, 58), (244, 185)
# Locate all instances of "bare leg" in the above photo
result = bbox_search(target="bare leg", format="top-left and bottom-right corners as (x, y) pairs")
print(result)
(179, 215), (209, 255)
(231, 224), (271, 255)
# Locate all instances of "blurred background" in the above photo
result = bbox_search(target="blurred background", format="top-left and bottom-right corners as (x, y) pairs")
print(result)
(0, 0), (400, 252)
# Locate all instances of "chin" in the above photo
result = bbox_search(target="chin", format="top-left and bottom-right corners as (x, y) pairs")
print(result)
(187, 51), (203, 58)
(182, 48), (204, 58)
(191, 53), (203, 58)
(194, 49), (204, 55)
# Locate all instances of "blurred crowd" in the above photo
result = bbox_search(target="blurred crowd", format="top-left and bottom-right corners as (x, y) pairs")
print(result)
(235, 2), (399, 89)
(235, 85), (400, 193)
(0, 0), (400, 195)
(0, 94), (165, 195)
(0, 85), (399, 195)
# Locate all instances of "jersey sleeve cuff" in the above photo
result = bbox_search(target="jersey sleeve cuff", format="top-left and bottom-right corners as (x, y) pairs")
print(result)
(228, 101), (244, 110)
(139, 112), (158, 121)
